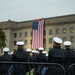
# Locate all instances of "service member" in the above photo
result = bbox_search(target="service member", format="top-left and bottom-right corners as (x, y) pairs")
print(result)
(37, 47), (47, 62)
(26, 48), (32, 62)
(63, 41), (75, 75)
(12, 41), (28, 75)
(0, 47), (12, 75)
(36, 47), (47, 75)
(48, 37), (64, 75)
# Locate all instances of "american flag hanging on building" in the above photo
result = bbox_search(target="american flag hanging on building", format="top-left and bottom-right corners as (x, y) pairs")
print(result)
(32, 19), (45, 49)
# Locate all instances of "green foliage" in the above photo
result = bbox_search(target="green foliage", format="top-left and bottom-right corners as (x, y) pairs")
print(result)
(0, 28), (6, 49)
(26, 69), (35, 75)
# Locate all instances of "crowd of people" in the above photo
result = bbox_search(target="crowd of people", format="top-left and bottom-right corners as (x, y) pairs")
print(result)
(0, 37), (75, 75)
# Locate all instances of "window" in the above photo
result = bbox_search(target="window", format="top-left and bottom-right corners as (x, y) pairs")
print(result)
(44, 30), (46, 35)
(70, 36), (74, 42)
(63, 37), (66, 42)
(25, 32), (28, 37)
(49, 29), (52, 35)
(62, 28), (66, 34)
(25, 40), (28, 45)
(14, 41), (16, 45)
(56, 29), (59, 34)
(19, 40), (22, 41)
(44, 38), (46, 44)
(19, 32), (22, 38)
(70, 27), (74, 33)
(14, 33), (17, 38)
(49, 38), (52, 44)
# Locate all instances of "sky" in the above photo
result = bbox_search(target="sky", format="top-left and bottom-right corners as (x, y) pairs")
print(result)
(0, 0), (75, 22)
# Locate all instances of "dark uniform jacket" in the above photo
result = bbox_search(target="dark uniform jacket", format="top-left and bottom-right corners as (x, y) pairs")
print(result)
(64, 48), (75, 70)
(48, 47), (64, 63)
(31, 54), (37, 62)
(64, 48), (75, 62)
(27, 54), (32, 62)
(0, 53), (12, 74)
(31, 55), (37, 69)
(12, 49), (28, 75)
(48, 47), (65, 75)
(36, 53), (47, 75)
(37, 53), (47, 62)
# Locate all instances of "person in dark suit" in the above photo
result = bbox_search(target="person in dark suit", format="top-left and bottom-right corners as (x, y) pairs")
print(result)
(63, 41), (75, 75)
(12, 41), (28, 75)
(48, 37), (65, 75)
(26, 48), (32, 62)
(31, 50), (38, 62)
(37, 47), (47, 62)
(31, 50), (38, 74)
(26, 48), (32, 73)
(42, 51), (47, 56)
(37, 47), (47, 75)
(42, 51), (48, 62)
(0, 47), (12, 75)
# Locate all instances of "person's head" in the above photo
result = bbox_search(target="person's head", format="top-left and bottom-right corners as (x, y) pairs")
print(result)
(35, 50), (38, 54)
(16, 41), (25, 50)
(53, 37), (63, 48)
(63, 41), (71, 48)
(26, 48), (32, 54)
(32, 50), (36, 55)
(32, 50), (38, 55)
(38, 47), (44, 53)
(42, 51), (47, 56)
(3, 47), (9, 54)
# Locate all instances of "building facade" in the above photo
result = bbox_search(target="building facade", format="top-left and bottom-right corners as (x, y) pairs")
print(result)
(0, 14), (75, 54)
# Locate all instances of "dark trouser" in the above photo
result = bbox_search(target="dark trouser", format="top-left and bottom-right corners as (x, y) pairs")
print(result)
(13, 64), (26, 75)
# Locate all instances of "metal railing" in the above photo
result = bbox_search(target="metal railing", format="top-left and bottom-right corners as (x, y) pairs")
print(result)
(0, 61), (65, 75)
(66, 63), (75, 75)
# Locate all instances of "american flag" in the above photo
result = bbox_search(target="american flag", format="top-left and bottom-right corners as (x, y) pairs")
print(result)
(32, 19), (44, 49)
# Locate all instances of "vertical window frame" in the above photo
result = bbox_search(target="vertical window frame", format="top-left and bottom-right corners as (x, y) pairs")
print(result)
(49, 29), (52, 35)
(70, 27), (74, 34)
(56, 28), (59, 34)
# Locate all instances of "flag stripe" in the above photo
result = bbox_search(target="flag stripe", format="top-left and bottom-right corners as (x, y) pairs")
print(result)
(32, 19), (44, 49)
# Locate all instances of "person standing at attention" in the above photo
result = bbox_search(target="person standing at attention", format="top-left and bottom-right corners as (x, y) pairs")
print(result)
(12, 41), (28, 75)
(48, 37), (64, 75)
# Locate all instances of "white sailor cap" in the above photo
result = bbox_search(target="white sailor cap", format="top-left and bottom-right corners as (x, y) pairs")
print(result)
(63, 41), (71, 46)
(26, 48), (32, 52)
(32, 50), (36, 53)
(3, 47), (9, 52)
(53, 37), (62, 44)
(32, 50), (38, 53)
(42, 51), (47, 54)
(38, 47), (44, 50)
(16, 41), (25, 45)
(35, 50), (38, 53)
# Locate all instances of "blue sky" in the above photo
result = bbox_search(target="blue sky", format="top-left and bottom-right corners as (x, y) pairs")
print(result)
(0, 0), (75, 22)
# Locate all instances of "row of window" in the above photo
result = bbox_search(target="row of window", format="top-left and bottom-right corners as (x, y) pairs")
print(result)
(14, 36), (75, 45)
(14, 27), (75, 38)
(14, 32), (32, 38)
(49, 27), (75, 35)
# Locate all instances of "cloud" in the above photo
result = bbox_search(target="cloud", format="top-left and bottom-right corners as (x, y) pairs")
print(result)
(0, 0), (75, 22)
